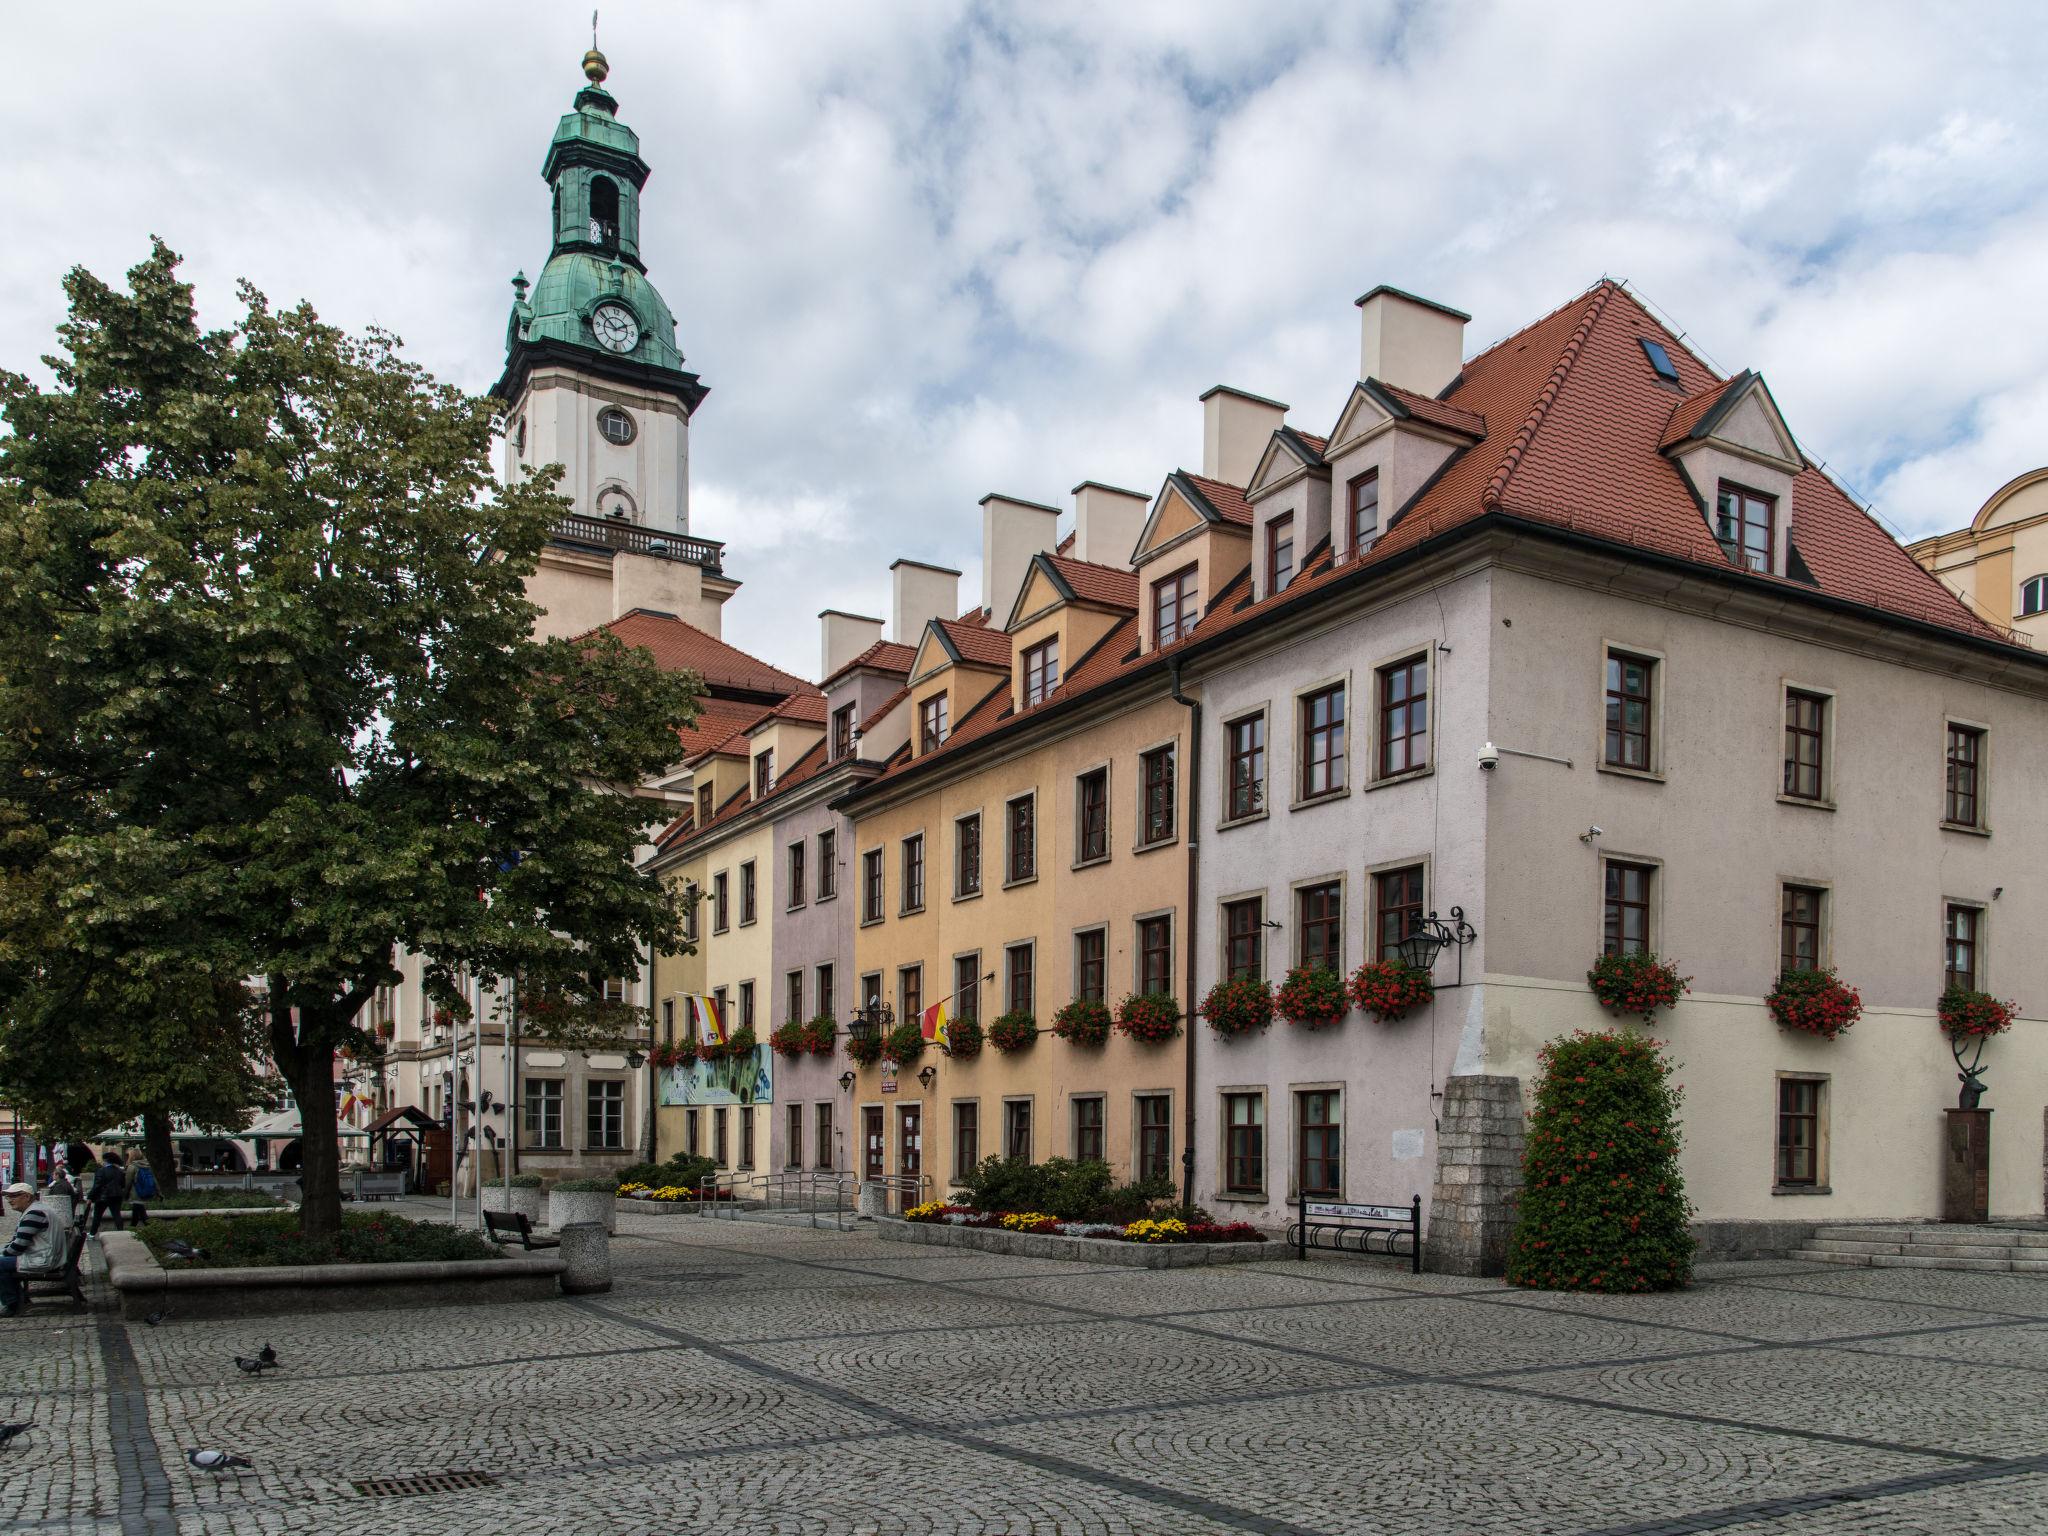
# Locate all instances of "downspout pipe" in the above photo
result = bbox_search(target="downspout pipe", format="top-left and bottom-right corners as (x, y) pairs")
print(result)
(1169, 659), (1200, 1215)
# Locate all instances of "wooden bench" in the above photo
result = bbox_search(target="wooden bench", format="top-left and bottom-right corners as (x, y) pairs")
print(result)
(1287, 1194), (1423, 1273)
(21, 1229), (88, 1312)
(483, 1210), (560, 1251)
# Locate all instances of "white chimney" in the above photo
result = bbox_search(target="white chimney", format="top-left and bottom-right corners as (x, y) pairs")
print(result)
(818, 609), (884, 679)
(890, 559), (961, 644)
(1071, 481), (1151, 571)
(1356, 285), (1468, 398)
(1200, 385), (1287, 486)
(979, 494), (1060, 630)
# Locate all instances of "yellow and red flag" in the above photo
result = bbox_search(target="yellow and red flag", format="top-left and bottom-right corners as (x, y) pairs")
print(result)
(690, 994), (727, 1046)
(920, 999), (950, 1049)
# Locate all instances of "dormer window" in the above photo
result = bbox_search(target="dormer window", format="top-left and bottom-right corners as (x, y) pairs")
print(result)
(1266, 514), (1295, 596)
(831, 702), (856, 760)
(1347, 470), (1379, 555)
(697, 783), (713, 825)
(588, 176), (621, 249)
(919, 694), (949, 754)
(1152, 565), (1199, 648)
(1716, 482), (1776, 574)
(1022, 639), (1060, 707)
(754, 750), (774, 798)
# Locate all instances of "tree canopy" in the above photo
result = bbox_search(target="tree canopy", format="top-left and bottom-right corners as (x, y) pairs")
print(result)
(0, 242), (700, 1232)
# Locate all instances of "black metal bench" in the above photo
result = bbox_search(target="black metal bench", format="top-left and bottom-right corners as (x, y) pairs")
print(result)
(1288, 1194), (1423, 1273)
(21, 1229), (88, 1311)
(483, 1210), (560, 1251)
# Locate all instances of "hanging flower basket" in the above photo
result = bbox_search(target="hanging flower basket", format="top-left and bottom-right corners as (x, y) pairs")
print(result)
(803, 1015), (838, 1056)
(1938, 987), (2019, 1041)
(1347, 960), (1434, 1023)
(845, 1033), (883, 1067)
(375, 1020), (395, 1040)
(1276, 967), (1347, 1029)
(1199, 976), (1273, 1037)
(1767, 968), (1862, 1040)
(769, 1021), (810, 1058)
(1051, 998), (1112, 1047)
(1114, 992), (1182, 1044)
(943, 1016), (985, 1060)
(703, 1024), (758, 1062)
(881, 1021), (927, 1064)
(988, 1012), (1037, 1053)
(1586, 951), (1690, 1026)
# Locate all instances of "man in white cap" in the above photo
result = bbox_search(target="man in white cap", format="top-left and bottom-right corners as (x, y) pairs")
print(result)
(1, 1182), (59, 1317)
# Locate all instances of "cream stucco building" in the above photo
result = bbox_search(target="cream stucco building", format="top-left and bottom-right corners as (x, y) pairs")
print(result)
(1908, 467), (2048, 649)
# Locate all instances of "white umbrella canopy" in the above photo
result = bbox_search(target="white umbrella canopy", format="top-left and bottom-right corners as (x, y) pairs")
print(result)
(95, 1110), (368, 1141)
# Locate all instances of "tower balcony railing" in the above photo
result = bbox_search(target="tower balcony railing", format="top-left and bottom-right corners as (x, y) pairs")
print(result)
(550, 511), (724, 574)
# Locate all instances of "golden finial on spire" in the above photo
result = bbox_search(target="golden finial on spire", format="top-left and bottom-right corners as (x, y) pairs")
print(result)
(583, 11), (608, 83)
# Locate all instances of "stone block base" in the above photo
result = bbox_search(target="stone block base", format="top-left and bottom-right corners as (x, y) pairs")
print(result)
(1427, 1074), (1526, 1277)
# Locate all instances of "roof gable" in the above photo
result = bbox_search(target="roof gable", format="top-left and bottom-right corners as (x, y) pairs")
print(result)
(1247, 427), (1329, 501)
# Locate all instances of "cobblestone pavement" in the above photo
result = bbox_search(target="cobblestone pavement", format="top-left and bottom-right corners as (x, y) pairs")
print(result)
(5, 1202), (2048, 1534)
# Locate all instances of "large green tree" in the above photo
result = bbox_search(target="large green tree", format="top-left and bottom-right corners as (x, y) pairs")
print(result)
(0, 243), (699, 1234)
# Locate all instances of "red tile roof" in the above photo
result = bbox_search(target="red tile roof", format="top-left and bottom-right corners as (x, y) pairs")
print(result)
(1658, 375), (1743, 449)
(935, 617), (1013, 669)
(820, 639), (916, 689)
(1044, 553), (1139, 610)
(676, 697), (777, 760)
(1180, 473), (1255, 527)
(765, 692), (829, 726)
(584, 609), (815, 700)
(692, 705), (774, 763)
(1373, 380), (1486, 438)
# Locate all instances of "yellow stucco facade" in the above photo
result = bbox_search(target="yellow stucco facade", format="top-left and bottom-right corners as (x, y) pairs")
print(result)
(1907, 466), (2048, 648)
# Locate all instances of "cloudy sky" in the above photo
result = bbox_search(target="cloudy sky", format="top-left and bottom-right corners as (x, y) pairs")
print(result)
(4, 3), (2045, 676)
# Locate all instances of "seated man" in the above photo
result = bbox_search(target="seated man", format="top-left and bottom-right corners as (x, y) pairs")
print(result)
(1, 1182), (61, 1317)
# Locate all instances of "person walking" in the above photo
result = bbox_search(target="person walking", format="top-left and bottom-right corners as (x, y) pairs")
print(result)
(1, 1182), (60, 1317)
(88, 1157), (127, 1235)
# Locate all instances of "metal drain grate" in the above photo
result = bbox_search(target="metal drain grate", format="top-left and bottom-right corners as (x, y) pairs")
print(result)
(352, 1471), (498, 1499)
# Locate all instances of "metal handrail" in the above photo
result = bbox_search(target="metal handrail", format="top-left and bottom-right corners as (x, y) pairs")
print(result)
(695, 1169), (857, 1228)
(551, 512), (726, 572)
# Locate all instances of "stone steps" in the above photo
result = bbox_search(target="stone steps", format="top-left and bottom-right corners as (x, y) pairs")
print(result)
(1793, 1223), (2048, 1273)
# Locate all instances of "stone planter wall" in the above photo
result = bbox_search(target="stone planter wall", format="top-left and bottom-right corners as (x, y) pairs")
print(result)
(547, 1188), (616, 1234)
(484, 1186), (546, 1225)
(876, 1217), (1276, 1269)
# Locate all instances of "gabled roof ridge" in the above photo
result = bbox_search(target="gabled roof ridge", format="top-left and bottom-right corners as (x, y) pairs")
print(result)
(1658, 371), (1749, 451)
(821, 638), (916, 690)
(1459, 277), (1617, 375)
(1482, 281), (1619, 510)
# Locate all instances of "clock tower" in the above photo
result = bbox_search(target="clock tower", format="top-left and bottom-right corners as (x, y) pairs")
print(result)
(496, 46), (738, 640)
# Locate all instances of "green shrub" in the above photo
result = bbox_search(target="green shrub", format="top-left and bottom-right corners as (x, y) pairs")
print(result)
(508, 1173), (545, 1189)
(612, 1153), (715, 1191)
(1038, 1158), (1116, 1221)
(551, 1177), (617, 1193)
(1505, 1030), (1694, 1293)
(954, 1156), (1120, 1221)
(1094, 1172), (1176, 1224)
(956, 1155), (1049, 1213)
(135, 1211), (499, 1269)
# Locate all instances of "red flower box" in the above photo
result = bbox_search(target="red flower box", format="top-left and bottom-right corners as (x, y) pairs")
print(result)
(1114, 992), (1181, 1044)
(1939, 987), (2019, 1041)
(1052, 998), (1112, 1047)
(1346, 960), (1434, 1023)
(1586, 951), (1690, 1025)
(1199, 976), (1273, 1038)
(1767, 968), (1861, 1040)
(1275, 967), (1347, 1029)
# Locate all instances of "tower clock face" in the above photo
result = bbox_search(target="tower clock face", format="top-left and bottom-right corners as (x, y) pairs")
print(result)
(591, 303), (640, 354)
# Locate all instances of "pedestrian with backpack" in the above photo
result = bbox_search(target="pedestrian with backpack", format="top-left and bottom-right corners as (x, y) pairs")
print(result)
(87, 1158), (127, 1234)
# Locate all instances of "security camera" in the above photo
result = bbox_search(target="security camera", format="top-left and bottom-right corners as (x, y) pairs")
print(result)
(1477, 741), (1500, 772)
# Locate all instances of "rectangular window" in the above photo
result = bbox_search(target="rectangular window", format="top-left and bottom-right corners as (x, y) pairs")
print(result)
(754, 750), (774, 798)
(1716, 482), (1776, 574)
(1776, 1078), (1823, 1189)
(1139, 745), (1176, 845)
(919, 693), (949, 753)
(685, 1106), (701, 1158)
(1022, 638), (1060, 707)
(1781, 885), (1824, 974)
(1076, 928), (1108, 1003)
(816, 964), (835, 1021)
(739, 980), (755, 1031)
(1297, 1090), (1341, 1199)
(739, 1106), (756, 1170)
(525, 1078), (563, 1149)
(1224, 1093), (1264, 1193)
(683, 881), (700, 942)
(1946, 724), (1984, 827)
(1299, 685), (1346, 800)
(785, 970), (804, 1025)
(1075, 768), (1109, 863)
(661, 998), (676, 1043)
(1153, 564), (1199, 647)
(602, 975), (628, 1005)
(899, 964), (923, 1024)
(1224, 897), (1264, 981)
(712, 985), (729, 1024)
(1138, 916), (1173, 997)
(901, 834), (925, 912)
(787, 841), (806, 908)
(1604, 861), (1654, 957)
(817, 830), (837, 900)
(1348, 468), (1380, 553)
(1072, 1096), (1105, 1162)
(954, 953), (982, 1024)
(953, 1100), (980, 1174)
(1266, 513), (1295, 595)
(1006, 795), (1037, 883)
(1784, 691), (1827, 801)
(1605, 652), (1655, 771)
(586, 1080), (624, 1150)
(861, 849), (884, 923)
(832, 702), (856, 760)
(955, 813), (982, 897)
(697, 783), (714, 827)
(740, 861), (757, 925)
(1945, 904), (1980, 992)
(1225, 714), (1265, 820)
(1374, 865), (1425, 962)
(1003, 1099), (1032, 1161)
(1298, 882), (1342, 973)
(785, 1104), (803, 1169)
(714, 1106), (729, 1167)
(1006, 942), (1034, 1017)
(1135, 1094), (1172, 1183)
(1377, 656), (1429, 777)
(814, 1102), (834, 1170)
(712, 871), (729, 933)
(861, 972), (882, 1013)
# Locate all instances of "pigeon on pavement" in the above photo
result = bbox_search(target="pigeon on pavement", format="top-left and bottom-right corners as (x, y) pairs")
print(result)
(186, 1449), (252, 1472)
(257, 1343), (277, 1366)
(143, 1309), (170, 1327)
(232, 1356), (276, 1375)
(0, 1422), (29, 1449)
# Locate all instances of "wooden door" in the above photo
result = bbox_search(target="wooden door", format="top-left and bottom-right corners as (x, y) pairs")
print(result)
(861, 1106), (885, 1184)
(896, 1104), (922, 1211)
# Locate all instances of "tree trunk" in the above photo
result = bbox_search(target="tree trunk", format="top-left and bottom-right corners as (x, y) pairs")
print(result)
(267, 985), (345, 1239)
(140, 1107), (180, 1196)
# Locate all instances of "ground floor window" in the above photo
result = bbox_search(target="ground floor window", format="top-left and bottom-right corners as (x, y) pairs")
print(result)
(685, 1106), (701, 1157)
(1003, 1098), (1032, 1161)
(1296, 1090), (1341, 1198)
(786, 1103), (803, 1169)
(525, 1078), (563, 1149)
(714, 1106), (730, 1168)
(1776, 1076), (1826, 1189)
(814, 1102), (834, 1170)
(1224, 1092), (1264, 1194)
(954, 1100), (980, 1175)
(586, 1080), (624, 1150)
(739, 1106), (756, 1170)
(1072, 1096), (1105, 1162)
(1135, 1094), (1171, 1183)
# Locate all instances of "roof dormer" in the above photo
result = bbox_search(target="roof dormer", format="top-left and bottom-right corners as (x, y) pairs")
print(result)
(1660, 371), (1803, 577)
(905, 618), (1011, 759)
(1246, 427), (1332, 600)
(1129, 473), (1254, 651)
(1004, 551), (1137, 712)
(1324, 378), (1484, 562)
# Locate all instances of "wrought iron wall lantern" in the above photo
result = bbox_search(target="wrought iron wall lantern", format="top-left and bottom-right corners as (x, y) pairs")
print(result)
(837, 1071), (856, 1091)
(846, 1001), (894, 1044)
(917, 1065), (938, 1090)
(1396, 907), (1478, 987)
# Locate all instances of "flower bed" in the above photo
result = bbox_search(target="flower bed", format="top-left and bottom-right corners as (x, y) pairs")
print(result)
(1052, 998), (1112, 1047)
(905, 1201), (1261, 1246)
(1276, 966), (1347, 1029)
(1199, 976), (1273, 1037)
(141, 1190), (287, 1211)
(135, 1211), (499, 1270)
(1114, 991), (1181, 1044)
(1347, 960), (1433, 1023)
(617, 1181), (736, 1203)
(1767, 968), (1862, 1040)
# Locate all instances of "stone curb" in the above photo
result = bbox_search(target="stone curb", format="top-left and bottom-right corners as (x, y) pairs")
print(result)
(874, 1217), (1276, 1268)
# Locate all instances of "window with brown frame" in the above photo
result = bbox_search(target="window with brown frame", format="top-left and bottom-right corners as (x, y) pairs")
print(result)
(1152, 565), (1199, 647)
(831, 702), (856, 760)
(683, 882), (700, 942)
(1135, 1094), (1172, 1183)
(1374, 865), (1425, 962)
(1224, 1093), (1264, 1193)
(815, 1101), (834, 1170)
(1225, 714), (1265, 820)
(738, 980), (755, 1031)
(1776, 1077), (1823, 1188)
(816, 964), (834, 1020)
(899, 964), (923, 1024)
(785, 970), (804, 1025)
(1299, 685), (1346, 800)
(1348, 469), (1380, 553)
(697, 783), (713, 826)
(1781, 885), (1824, 974)
(1945, 904), (1980, 991)
(1297, 1091), (1341, 1199)
(787, 841), (806, 909)
(754, 750), (774, 797)
(953, 1101), (979, 1174)
(1139, 745), (1176, 845)
(1266, 513), (1295, 595)
(1298, 882), (1342, 973)
(919, 693), (948, 754)
(1715, 482), (1776, 574)
(817, 830), (837, 900)
(1784, 691), (1827, 801)
(1604, 653), (1654, 771)
(785, 1103), (803, 1169)
(1603, 861), (1653, 957)
(1138, 916), (1173, 996)
(1005, 942), (1034, 1017)
(860, 849), (884, 923)
(1006, 796), (1037, 883)
(954, 953), (982, 1023)
(1075, 768), (1108, 863)
(712, 870), (729, 933)
(1377, 655), (1429, 777)
(1022, 638), (1060, 707)
(955, 814), (982, 898)
(1076, 928), (1107, 1002)
(739, 861), (757, 925)
(1946, 724), (1983, 827)
(1223, 897), (1264, 980)
(1003, 1099), (1032, 1161)
(900, 835), (924, 912)
(1072, 1096), (1105, 1162)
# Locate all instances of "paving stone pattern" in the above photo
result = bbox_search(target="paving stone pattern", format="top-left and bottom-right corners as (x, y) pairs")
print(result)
(3, 1202), (2047, 1533)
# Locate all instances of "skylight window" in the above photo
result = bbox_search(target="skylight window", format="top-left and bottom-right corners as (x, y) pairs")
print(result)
(1639, 338), (1680, 383)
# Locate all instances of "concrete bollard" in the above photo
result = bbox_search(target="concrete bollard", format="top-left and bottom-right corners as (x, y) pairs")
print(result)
(857, 1182), (888, 1220)
(558, 1222), (612, 1295)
